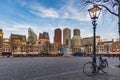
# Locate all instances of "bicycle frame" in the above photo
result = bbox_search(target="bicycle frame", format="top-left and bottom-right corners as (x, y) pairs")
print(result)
(83, 56), (109, 76)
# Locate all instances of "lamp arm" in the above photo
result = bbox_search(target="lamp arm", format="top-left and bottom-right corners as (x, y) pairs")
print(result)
(98, 4), (119, 17)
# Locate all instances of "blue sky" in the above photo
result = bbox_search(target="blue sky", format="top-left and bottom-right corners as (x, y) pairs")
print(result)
(0, 0), (119, 42)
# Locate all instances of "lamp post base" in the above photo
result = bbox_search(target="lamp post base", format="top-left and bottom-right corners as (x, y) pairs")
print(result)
(92, 56), (96, 72)
(118, 65), (120, 67)
(118, 55), (120, 68)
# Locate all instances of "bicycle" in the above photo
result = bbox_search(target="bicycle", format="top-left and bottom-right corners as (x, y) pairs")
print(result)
(83, 56), (109, 76)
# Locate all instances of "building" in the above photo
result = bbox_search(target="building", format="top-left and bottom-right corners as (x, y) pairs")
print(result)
(27, 28), (39, 55)
(49, 43), (60, 55)
(110, 41), (120, 55)
(63, 28), (71, 47)
(53, 28), (62, 54)
(2, 38), (11, 53)
(81, 36), (101, 54)
(97, 40), (113, 55)
(38, 32), (50, 53)
(71, 29), (81, 52)
(81, 37), (92, 54)
(0, 29), (3, 54)
(28, 27), (37, 42)
(116, 38), (120, 42)
(39, 32), (49, 40)
(10, 34), (27, 56)
(54, 28), (62, 45)
(27, 40), (40, 55)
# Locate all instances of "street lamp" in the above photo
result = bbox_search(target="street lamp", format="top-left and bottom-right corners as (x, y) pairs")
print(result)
(88, 5), (102, 72)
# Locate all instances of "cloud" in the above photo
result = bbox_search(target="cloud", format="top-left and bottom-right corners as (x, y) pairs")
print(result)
(30, 5), (59, 18)
(5, 27), (18, 31)
(2, 24), (38, 38)
(81, 29), (92, 38)
(59, 6), (90, 21)
(17, 0), (27, 7)
(3, 24), (30, 31)
(29, 1), (90, 21)
(108, 32), (118, 39)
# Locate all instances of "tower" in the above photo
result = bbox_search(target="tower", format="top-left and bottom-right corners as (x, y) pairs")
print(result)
(72, 29), (81, 52)
(63, 28), (71, 47)
(0, 29), (3, 53)
(28, 27), (37, 42)
(54, 28), (62, 45)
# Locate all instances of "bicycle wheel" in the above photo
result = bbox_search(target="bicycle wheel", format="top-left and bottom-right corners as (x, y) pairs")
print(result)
(83, 62), (98, 76)
(101, 61), (109, 73)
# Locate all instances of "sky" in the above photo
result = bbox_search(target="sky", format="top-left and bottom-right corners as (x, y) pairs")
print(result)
(0, 0), (119, 43)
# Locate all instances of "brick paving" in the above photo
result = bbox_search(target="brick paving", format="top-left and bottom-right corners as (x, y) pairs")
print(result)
(0, 57), (120, 80)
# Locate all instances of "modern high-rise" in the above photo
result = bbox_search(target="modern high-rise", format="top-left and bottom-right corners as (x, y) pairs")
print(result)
(0, 29), (3, 54)
(28, 27), (37, 41)
(39, 32), (49, 40)
(72, 29), (81, 52)
(63, 28), (71, 47)
(54, 28), (62, 45)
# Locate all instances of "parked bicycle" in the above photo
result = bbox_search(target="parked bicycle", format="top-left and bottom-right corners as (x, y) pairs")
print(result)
(83, 55), (109, 76)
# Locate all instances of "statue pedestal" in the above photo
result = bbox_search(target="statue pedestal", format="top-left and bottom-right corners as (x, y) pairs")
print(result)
(63, 47), (72, 57)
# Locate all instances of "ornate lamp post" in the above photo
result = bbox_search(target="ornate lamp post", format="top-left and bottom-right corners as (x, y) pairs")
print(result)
(88, 5), (102, 72)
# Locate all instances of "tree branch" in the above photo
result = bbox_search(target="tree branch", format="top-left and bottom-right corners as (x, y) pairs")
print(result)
(114, 0), (119, 3)
(98, 4), (119, 17)
(87, 1), (119, 17)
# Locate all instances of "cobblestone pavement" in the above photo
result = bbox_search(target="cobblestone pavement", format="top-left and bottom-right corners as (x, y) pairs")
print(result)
(0, 57), (120, 80)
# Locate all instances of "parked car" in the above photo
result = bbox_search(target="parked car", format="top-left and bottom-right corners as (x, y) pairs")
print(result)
(72, 52), (86, 57)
